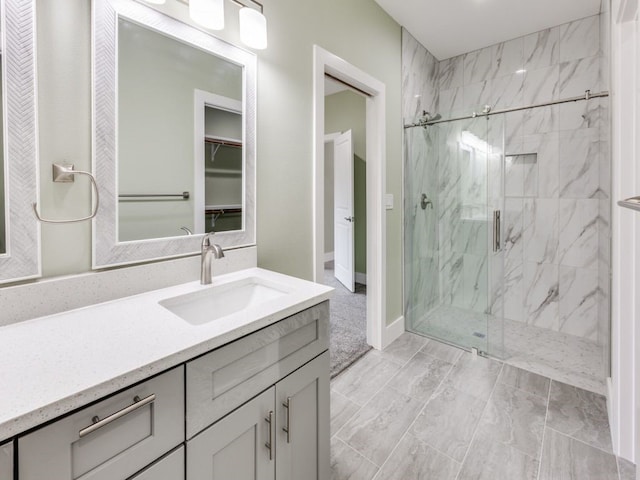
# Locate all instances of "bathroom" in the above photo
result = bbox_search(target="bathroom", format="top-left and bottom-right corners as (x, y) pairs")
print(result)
(0, 0), (638, 478)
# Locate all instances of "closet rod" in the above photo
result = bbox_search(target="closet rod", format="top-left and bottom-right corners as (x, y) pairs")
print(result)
(119, 192), (190, 200)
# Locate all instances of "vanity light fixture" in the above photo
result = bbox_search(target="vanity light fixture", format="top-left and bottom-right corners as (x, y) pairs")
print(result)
(151, 0), (268, 50)
(237, 2), (267, 50)
(190, 0), (225, 30)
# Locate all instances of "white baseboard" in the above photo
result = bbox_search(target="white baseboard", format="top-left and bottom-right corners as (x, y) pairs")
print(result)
(324, 252), (334, 262)
(355, 272), (367, 285)
(381, 315), (405, 349)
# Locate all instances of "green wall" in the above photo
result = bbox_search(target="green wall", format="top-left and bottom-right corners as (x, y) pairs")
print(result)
(34, 0), (403, 326)
(325, 90), (367, 275)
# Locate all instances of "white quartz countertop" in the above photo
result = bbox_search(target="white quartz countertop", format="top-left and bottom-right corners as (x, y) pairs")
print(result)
(0, 268), (333, 442)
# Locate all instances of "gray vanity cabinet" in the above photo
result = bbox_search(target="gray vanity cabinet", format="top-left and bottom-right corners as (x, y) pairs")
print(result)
(0, 441), (12, 480)
(130, 447), (184, 480)
(275, 352), (329, 480)
(18, 367), (184, 480)
(187, 352), (329, 480)
(187, 388), (276, 480)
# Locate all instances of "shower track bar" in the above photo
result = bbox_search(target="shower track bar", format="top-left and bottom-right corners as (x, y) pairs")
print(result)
(404, 90), (609, 128)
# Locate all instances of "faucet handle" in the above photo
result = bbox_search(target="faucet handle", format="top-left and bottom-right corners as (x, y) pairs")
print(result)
(201, 231), (215, 247)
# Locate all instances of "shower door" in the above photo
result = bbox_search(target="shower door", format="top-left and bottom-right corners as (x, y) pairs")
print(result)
(404, 115), (504, 356)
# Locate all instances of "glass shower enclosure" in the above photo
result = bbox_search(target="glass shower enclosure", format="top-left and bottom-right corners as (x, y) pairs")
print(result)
(404, 115), (505, 357)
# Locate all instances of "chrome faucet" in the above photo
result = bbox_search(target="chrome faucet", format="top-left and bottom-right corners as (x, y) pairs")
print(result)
(200, 232), (225, 285)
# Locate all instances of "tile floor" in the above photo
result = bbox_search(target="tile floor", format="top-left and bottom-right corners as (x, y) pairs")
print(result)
(330, 332), (635, 480)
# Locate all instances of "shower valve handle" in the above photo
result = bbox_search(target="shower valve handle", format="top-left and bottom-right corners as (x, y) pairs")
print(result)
(421, 194), (433, 210)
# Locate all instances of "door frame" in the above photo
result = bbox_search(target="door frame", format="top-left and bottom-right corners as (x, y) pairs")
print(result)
(312, 45), (387, 350)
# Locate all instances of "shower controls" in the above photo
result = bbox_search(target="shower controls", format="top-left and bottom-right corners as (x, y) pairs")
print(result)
(344, 217), (355, 222)
(493, 210), (501, 252)
(421, 194), (433, 210)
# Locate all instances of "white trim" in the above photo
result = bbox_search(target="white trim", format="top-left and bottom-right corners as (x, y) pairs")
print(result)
(324, 251), (334, 262)
(610, 0), (638, 462)
(0, 0), (41, 284)
(383, 315), (405, 349)
(355, 272), (367, 285)
(313, 45), (387, 350)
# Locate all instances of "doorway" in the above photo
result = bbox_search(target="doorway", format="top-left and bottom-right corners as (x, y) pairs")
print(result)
(312, 46), (390, 362)
(323, 82), (369, 375)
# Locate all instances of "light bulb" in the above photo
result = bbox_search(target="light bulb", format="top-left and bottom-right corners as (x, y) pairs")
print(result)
(239, 7), (267, 50)
(190, 0), (225, 30)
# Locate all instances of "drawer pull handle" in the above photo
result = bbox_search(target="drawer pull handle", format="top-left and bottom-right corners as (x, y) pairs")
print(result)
(79, 393), (156, 438)
(265, 410), (274, 460)
(282, 397), (292, 443)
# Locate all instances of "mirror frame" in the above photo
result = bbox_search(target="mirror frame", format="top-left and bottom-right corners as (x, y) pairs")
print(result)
(92, 0), (257, 268)
(0, 0), (40, 284)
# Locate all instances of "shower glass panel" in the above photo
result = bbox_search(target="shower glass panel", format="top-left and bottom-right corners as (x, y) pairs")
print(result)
(404, 115), (504, 357)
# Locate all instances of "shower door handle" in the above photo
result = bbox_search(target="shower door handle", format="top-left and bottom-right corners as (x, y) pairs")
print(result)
(493, 210), (501, 252)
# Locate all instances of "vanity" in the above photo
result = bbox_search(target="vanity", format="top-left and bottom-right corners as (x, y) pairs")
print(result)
(0, 268), (332, 479)
(0, 0), (335, 477)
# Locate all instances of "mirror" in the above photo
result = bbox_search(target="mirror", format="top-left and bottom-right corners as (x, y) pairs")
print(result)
(0, 0), (40, 283)
(93, 0), (256, 268)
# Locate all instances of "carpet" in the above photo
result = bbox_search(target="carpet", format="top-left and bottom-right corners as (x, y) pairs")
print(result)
(324, 264), (371, 378)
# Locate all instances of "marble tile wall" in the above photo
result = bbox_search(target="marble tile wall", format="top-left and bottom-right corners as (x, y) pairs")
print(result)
(403, 15), (610, 349)
(403, 29), (441, 328)
(599, 0), (611, 372)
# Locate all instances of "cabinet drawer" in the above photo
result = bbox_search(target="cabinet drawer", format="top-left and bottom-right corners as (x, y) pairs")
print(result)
(0, 441), (12, 480)
(186, 302), (329, 438)
(19, 367), (184, 480)
(130, 446), (184, 480)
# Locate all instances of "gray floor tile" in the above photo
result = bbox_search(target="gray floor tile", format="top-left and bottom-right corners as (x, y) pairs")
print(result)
(547, 380), (613, 452)
(499, 363), (551, 398)
(476, 382), (547, 458)
(386, 351), (453, 402)
(442, 353), (503, 401)
(331, 351), (401, 405)
(457, 431), (539, 480)
(331, 437), (379, 480)
(374, 434), (460, 480)
(380, 332), (428, 365)
(618, 456), (636, 480)
(337, 386), (424, 466)
(420, 339), (463, 363)
(539, 428), (618, 480)
(331, 390), (360, 437)
(410, 384), (486, 462)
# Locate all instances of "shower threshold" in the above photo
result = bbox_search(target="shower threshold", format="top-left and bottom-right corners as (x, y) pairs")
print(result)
(409, 304), (606, 395)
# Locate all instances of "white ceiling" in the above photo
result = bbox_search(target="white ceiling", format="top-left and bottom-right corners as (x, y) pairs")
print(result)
(374, 0), (601, 60)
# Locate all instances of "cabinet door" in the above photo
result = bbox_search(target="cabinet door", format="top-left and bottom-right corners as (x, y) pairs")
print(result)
(0, 441), (12, 480)
(186, 302), (329, 438)
(276, 352), (330, 480)
(187, 387), (275, 480)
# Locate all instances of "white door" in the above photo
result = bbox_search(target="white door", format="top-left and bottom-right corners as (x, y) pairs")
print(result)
(333, 130), (355, 292)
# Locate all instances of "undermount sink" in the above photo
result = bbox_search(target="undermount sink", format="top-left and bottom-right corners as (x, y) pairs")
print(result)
(159, 276), (291, 326)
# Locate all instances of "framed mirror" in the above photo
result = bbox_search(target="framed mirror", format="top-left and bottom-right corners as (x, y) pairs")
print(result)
(92, 0), (256, 268)
(0, 0), (40, 284)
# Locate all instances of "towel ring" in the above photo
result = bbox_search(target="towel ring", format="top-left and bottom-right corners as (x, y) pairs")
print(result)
(33, 163), (100, 224)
